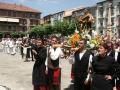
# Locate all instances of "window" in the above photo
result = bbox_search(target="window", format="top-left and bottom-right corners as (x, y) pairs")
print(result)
(8, 26), (12, 30)
(100, 22), (103, 26)
(8, 11), (12, 16)
(13, 11), (17, 17)
(99, 7), (103, 17)
(111, 18), (114, 26)
(111, 6), (114, 16)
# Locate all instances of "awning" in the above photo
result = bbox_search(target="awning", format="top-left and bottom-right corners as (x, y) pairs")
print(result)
(0, 17), (19, 23)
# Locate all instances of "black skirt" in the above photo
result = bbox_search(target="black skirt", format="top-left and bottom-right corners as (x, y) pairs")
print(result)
(32, 64), (47, 86)
(91, 74), (113, 90)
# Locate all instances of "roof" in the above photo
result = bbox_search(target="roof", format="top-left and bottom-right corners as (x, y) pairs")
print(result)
(52, 11), (64, 16)
(72, 6), (96, 13)
(0, 2), (41, 13)
(97, 0), (106, 4)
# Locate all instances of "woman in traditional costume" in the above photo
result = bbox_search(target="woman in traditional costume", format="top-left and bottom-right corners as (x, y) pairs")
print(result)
(32, 39), (47, 90)
(47, 36), (63, 90)
(91, 43), (120, 90)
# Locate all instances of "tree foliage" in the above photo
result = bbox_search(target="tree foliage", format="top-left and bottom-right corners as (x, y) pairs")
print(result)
(0, 32), (4, 38)
(29, 19), (79, 38)
(11, 32), (26, 38)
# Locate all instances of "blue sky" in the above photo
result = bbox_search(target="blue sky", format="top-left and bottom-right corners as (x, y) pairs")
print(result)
(0, 0), (103, 16)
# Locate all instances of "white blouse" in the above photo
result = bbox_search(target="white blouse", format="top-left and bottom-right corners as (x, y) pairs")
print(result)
(49, 47), (63, 60)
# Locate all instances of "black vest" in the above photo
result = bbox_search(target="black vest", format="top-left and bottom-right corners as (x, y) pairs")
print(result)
(108, 50), (115, 58)
(108, 50), (120, 62)
(74, 50), (91, 77)
(50, 58), (59, 67)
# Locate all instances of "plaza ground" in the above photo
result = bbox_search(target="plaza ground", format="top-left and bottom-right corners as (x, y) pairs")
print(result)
(0, 45), (73, 90)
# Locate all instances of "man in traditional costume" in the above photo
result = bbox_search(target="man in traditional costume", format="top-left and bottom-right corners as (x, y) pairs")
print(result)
(69, 39), (93, 90)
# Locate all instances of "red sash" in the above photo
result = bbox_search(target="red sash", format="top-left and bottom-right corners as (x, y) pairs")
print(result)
(53, 68), (61, 85)
(71, 64), (74, 80)
(34, 86), (47, 90)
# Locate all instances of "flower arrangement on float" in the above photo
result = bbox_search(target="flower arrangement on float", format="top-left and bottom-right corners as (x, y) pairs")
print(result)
(88, 35), (102, 49)
(67, 30), (81, 48)
(68, 31), (102, 50)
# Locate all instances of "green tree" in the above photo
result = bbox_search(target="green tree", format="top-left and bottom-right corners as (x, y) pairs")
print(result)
(29, 25), (45, 38)
(53, 20), (62, 34)
(60, 20), (70, 36)
(52, 20), (78, 36)
(0, 32), (4, 38)
(52, 20), (70, 36)
(29, 19), (80, 38)
(11, 32), (20, 38)
(44, 24), (54, 35)
(19, 32), (26, 38)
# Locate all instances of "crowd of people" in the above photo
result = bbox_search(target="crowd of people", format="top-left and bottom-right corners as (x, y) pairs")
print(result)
(0, 34), (120, 90)
(1, 38), (21, 55)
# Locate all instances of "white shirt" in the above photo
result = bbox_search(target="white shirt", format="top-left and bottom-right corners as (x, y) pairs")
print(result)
(45, 46), (63, 70)
(69, 50), (93, 64)
(49, 47), (63, 60)
(9, 40), (14, 48)
(1, 40), (5, 45)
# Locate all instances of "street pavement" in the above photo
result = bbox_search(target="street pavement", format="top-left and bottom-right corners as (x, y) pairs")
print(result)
(0, 45), (73, 90)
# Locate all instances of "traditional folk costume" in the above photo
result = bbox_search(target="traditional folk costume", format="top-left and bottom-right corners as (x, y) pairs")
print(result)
(46, 46), (63, 90)
(32, 46), (47, 90)
(107, 49), (120, 90)
(91, 55), (120, 90)
(69, 49), (93, 90)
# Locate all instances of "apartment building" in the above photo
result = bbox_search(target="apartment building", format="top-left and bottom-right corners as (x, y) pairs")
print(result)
(51, 11), (64, 25)
(43, 14), (52, 24)
(0, 2), (41, 33)
(96, 0), (120, 37)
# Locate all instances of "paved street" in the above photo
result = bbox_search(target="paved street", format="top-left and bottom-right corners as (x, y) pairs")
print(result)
(0, 45), (73, 90)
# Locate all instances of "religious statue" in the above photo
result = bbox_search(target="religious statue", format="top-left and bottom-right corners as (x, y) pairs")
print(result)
(79, 9), (94, 34)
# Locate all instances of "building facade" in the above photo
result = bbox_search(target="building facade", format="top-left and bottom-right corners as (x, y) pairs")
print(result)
(0, 2), (41, 33)
(63, 7), (83, 22)
(96, 0), (120, 37)
(43, 14), (52, 24)
(49, 7), (83, 25)
(51, 11), (64, 25)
